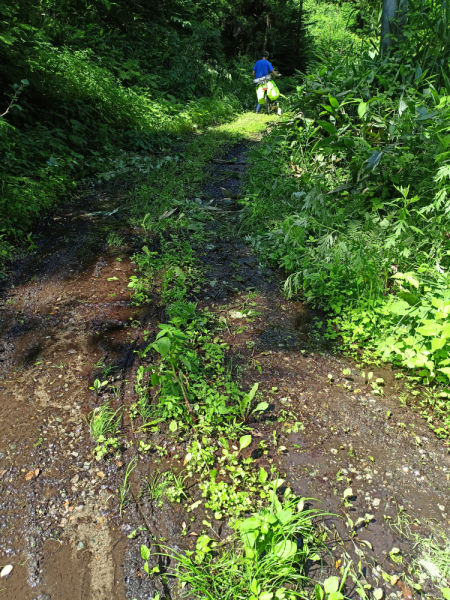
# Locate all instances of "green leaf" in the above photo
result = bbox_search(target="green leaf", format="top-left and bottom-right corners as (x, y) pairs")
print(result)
(317, 120), (338, 135)
(416, 110), (440, 121)
(169, 420), (177, 432)
(343, 487), (353, 499)
(328, 593), (344, 600)
(254, 401), (269, 413)
(388, 300), (412, 315)
(143, 562), (150, 575)
(273, 539), (297, 560)
(432, 338), (446, 351)
(314, 135), (338, 149)
(241, 530), (258, 549)
(196, 535), (212, 552)
(141, 545), (150, 561)
(373, 588), (383, 600)
(247, 149), (266, 160)
(276, 508), (293, 525)
(153, 336), (171, 358)
(260, 593), (274, 600)
(328, 95), (339, 109)
(417, 323), (443, 336)
(404, 273), (420, 288)
(219, 437), (229, 450)
(357, 101), (368, 118)
(364, 151), (383, 172)
(323, 576), (339, 594)
(239, 517), (261, 532)
(315, 584), (324, 600)
(0, 33), (16, 45)
(442, 68), (450, 95)
(258, 467), (268, 484)
(248, 382), (259, 401)
(441, 588), (450, 599)
(398, 291), (419, 306)
(239, 434), (252, 452)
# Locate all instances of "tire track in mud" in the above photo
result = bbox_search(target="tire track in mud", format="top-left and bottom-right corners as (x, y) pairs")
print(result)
(0, 133), (449, 599)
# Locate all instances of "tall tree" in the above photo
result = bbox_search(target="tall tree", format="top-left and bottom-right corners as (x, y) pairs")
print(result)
(380, 0), (398, 53)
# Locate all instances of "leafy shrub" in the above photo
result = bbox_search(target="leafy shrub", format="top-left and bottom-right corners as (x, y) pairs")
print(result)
(164, 497), (323, 600)
(242, 14), (450, 395)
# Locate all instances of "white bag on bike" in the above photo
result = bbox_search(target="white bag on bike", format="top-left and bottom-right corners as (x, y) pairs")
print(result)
(256, 84), (266, 104)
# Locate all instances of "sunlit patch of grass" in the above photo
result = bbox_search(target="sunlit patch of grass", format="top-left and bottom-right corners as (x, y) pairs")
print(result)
(126, 111), (277, 229)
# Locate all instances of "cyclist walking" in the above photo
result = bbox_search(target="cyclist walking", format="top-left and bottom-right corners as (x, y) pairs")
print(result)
(252, 51), (280, 113)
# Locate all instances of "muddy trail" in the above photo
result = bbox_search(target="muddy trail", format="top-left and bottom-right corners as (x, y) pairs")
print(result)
(0, 120), (449, 600)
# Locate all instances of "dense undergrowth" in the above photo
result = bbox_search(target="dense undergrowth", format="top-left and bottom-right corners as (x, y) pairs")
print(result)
(242, 0), (450, 416)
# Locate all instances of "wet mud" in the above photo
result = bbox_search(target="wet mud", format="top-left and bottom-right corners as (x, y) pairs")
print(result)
(0, 137), (449, 599)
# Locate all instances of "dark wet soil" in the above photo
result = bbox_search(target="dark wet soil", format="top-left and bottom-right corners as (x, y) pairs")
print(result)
(0, 132), (449, 600)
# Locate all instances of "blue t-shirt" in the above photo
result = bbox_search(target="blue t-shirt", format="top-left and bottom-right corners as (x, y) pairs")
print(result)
(253, 59), (273, 79)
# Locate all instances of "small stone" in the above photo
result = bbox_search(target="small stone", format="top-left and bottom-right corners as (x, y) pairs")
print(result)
(402, 466), (409, 473)
(372, 498), (381, 508)
(438, 504), (445, 511)
(0, 565), (13, 578)
(77, 541), (84, 551)
(71, 475), (79, 484)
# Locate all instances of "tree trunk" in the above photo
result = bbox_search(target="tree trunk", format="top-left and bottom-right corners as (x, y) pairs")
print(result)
(380, 0), (398, 54)
(262, 13), (270, 52)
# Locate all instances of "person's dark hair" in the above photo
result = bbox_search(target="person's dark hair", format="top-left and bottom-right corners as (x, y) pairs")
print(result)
(262, 50), (269, 58)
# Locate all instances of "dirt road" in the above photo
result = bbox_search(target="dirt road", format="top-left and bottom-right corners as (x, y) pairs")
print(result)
(0, 126), (449, 600)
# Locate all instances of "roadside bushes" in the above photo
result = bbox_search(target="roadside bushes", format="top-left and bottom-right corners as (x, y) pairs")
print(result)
(0, 43), (243, 243)
(243, 33), (450, 387)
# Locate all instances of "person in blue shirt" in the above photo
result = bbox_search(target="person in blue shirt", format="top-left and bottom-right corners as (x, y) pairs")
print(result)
(252, 51), (280, 113)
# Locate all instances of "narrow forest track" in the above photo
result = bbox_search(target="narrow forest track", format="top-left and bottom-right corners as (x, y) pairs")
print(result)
(0, 115), (449, 600)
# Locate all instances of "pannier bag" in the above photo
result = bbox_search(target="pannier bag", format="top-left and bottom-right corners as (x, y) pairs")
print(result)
(267, 80), (280, 101)
(256, 80), (280, 104)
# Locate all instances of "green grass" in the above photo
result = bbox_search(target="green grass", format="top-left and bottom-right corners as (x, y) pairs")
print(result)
(411, 528), (450, 589)
(143, 496), (326, 600)
(88, 402), (122, 441)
